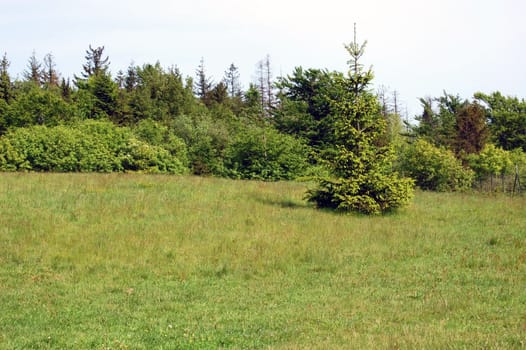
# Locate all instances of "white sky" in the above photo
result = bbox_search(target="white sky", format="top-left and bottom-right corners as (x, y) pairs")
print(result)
(2, 0), (525, 117)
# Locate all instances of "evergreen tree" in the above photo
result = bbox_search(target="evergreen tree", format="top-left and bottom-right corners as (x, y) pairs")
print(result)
(306, 27), (414, 214)
(78, 45), (110, 80)
(75, 45), (117, 119)
(244, 83), (261, 110)
(60, 78), (72, 102)
(115, 70), (125, 89)
(194, 57), (212, 106)
(255, 55), (274, 116)
(435, 92), (463, 148)
(209, 81), (228, 106)
(412, 92), (466, 150)
(124, 63), (138, 92)
(23, 51), (43, 85)
(474, 91), (526, 151)
(42, 53), (59, 87)
(0, 53), (13, 103)
(413, 97), (437, 139)
(274, 67), (341, 152)
(455, 102), (489, 156)
(224, 63), (241, 98)
(91, 73), (118, 119)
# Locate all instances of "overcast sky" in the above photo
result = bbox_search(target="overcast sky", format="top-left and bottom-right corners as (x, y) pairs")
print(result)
(2, 0), (525, 117)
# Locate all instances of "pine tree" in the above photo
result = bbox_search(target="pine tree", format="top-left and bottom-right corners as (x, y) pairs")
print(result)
(224, 63), (241, 98)
(455, 102), (489, 155)
(80, 45), (110, 79)
(0, 53), (13, 103)
(24, 51), (43, 85)
(124, 63), (138, 92)
(60, 78), (72, 101)
(255, 55), (274, 116)
(75, 45), (117, 119)
(194, 57), (212, 106)
(306, 26), (414, 214)
(42, 53), (60, 87)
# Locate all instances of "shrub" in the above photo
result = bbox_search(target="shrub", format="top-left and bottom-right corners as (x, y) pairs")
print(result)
(134, 118), (189, 168)
(4, 84), (78, 128)
(398, 139), (474, 191)
(467, 144), (526, 192)
(0, 137), (28, 171)
(121, 138), (187, 173)
(223, 126), (309, 181)
(172, 114), (230, 175)
(0, 120), (187, 174)
(306, 172), (414, 214)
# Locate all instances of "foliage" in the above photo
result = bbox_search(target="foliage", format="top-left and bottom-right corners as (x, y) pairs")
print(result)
(466, 144), (526, 192)
(121, 63), (198, 124)
(121, 138), (187, 173)
(275, 67), (342, 152)
(172, 114), (231, 175)
(306, 35), (414, 214)
(78, 45), (110, 79)
(399, 139), (474, 191)
(194, 57), (213, 107)
(133, 118), (189, 168)
(412, 92), (465, 149)
(455, 101), (489, 156)
(223, 125), (309, 181)
(75, 72), (118, 119)
(2, 44), (526, 190)
(0, 53), (14, 103)
(4, 82), (77, 128)
(474, 91), (526, 151)
(467, 144), (513, 179)
(0, 120), (187, 173)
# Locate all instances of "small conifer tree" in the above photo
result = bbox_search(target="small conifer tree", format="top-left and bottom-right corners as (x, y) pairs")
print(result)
(306, 26), (414, 214)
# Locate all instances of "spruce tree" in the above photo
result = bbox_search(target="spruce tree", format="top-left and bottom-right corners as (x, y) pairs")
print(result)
(0, 53), (13, 103)
(306, 27), (414, 214)
(42, 53), (60, 87)
(24, 51), (43, 85)
(224, 63), (241, 98)
(194, 57), (212, 106)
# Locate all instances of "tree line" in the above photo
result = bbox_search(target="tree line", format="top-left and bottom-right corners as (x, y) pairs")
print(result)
(0, 44), (525, 212)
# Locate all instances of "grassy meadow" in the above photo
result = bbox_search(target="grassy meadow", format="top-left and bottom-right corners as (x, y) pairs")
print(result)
(0, 173), (525, 349)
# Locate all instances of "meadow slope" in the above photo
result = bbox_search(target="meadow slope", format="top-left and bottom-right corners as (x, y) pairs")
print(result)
(0, 173), (525, 349)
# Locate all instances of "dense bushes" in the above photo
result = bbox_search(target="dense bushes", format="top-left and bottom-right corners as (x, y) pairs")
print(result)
(2, 84), (78, 128)
(398, 139), (474, 191)
(223, 125), (310, 181)
(172, 114), (232, 176)
(0, 51), (524, 196)
(467, 144), (526, 192)
(0, 120), (187, 173)
(0, 118), (311, 180)
(134, 118), (189, 168)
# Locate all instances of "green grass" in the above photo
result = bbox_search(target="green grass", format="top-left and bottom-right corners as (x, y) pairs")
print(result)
(0, 173), (525, 349)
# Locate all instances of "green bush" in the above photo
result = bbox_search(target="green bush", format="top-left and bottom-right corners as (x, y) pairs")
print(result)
(0, 120), (187, 174)
(5, 84), (78, 128)
(134, 118), (189, 168)
(223, 126), (309, 181)
(467, 144), (526, 192)
(121, 138), (187, 173)
(172, 114), (230, 175)
(398, 139), (474, 191)
(306, 173), (414, 214)
(0, 137), (28, 171)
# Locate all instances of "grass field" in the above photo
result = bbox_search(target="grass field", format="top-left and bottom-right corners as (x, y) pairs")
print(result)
(0, 173), (525, 349)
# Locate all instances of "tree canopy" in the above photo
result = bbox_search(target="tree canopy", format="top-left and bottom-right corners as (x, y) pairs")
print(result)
(0, 43), (525, 199)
